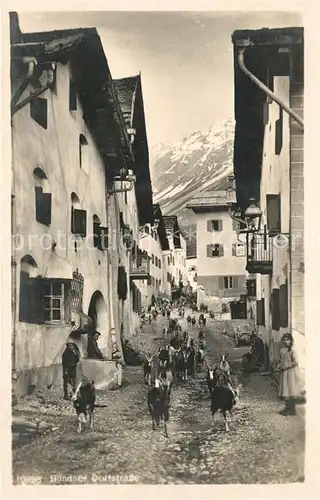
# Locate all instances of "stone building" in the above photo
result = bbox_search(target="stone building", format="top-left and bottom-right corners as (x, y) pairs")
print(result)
(187, 191), (247, 310)
(10, 14), (153, 396)
(137, 204), (170, 307)
(231, 27), (304, 377)
(162, 216), (187, 293)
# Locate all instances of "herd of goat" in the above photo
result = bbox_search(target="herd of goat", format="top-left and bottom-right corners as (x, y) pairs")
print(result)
(144, 314), (242, 436)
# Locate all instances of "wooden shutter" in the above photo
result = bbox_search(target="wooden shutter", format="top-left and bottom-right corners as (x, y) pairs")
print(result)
(232, 243), (236, 256)
(218, 220), (223, 231)
(69, 79), (77, 111)
(119, 212), (124, 232)
(266, 194), (281, 236)
(232, 219), (239, 231)
(35, 187), (52, 226)
(218, 276), (224, 289)
(271, 288), (280, 331)
(19, 271), (32, 322)
(30, 96), (48, 129)
(72, 209), (87, 237)
(98, 226), (108, 251)
(219, 244), (224, 257)
(63, 280), (72, 323)
(232, 276), (238, 289)
(256, 298), (265, 326)
(275, 108), (283, 155)
(206, 244), (212, 257)
(207, 220), (212, 232)
(93, 222), (100, 248)
(279, 280), (289, 328)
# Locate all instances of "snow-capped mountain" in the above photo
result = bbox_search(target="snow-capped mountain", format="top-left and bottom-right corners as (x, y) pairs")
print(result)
(150, 118), (235, 257)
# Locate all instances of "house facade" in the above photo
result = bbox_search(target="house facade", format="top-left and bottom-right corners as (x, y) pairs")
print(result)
(187, 191), (247, 309)
(137, 204), (170, 307)
(231, 27), (304, 377)
(10, 15), (153, 396)
(163, 216), (187, 292)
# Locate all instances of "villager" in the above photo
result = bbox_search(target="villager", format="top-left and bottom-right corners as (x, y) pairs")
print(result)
(87, 331), (107, 360)
(62, 338), (80, 400)
(277, 333), (300, 416)
(241, 333), (265, 372)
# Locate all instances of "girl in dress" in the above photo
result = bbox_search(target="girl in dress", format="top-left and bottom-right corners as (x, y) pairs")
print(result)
(277, 333), (300, 416)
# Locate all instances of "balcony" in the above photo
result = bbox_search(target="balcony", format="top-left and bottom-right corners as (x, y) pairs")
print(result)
(246, 232), (273, 275)
(129, 257), (150, 281)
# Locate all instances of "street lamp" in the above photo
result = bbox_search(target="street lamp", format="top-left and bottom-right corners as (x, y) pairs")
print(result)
(244, 198), (262, 232)
(108, 169), (136, 194)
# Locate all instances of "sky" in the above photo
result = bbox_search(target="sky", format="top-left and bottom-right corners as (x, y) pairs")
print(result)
(19, 11), (303, 148)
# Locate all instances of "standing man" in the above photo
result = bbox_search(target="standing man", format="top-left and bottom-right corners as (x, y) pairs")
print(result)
(62, 338), (80, 400)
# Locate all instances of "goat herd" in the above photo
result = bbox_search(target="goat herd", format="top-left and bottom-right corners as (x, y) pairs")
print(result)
(144, 313), (242, 437)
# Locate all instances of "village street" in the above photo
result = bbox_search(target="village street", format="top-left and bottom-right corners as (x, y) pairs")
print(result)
(12, 311), (305, 485)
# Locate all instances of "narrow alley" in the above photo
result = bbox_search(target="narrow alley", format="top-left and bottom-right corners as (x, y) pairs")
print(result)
(12, 311), (305, 485)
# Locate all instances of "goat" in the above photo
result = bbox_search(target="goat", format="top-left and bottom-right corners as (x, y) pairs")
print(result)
(147, 379), (169, 437)
(143, 356), (153, 385)
(209, 368), (241, 432)
(72, 378), (95, 434)
(175, 348), (188, 381)
(219, 354), (231, 376)
(191, 317), (196, 326)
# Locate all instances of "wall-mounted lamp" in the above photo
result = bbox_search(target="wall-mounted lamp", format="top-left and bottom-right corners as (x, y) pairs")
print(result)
(108, 169), (136, 194)
(122, 224), (133, 248)
(244, 198), (262, 232)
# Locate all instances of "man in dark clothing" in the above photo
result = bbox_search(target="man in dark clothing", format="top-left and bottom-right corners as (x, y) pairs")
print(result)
(87, 331), (106, 360)
(62, 338), (80, 400)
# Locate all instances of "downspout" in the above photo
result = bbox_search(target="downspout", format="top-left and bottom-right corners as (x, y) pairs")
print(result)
(12, 66), (55, 116)
(11, 194), (17, 375)
(237, 45), (304, 131)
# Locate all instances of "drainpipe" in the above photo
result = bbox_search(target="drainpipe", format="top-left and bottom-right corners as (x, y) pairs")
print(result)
(237, 44), (304, 131)
(12, 66), (55, 116)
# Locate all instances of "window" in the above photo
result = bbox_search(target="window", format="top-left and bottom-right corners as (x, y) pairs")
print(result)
(167, 256), (170, 265)
(30, 96), (48, 129)
(266, 194), (281, 236)
(69, 79), (77, 111)
(71, 192), (87, 237)
(145, 225), (150, 234)
(159, 259), (161, 269)
(232, 243), (245, 257)
(33, 168), (51, 226)
(207, 220), (223, 232)
(275, 108), (283, 155)
(151, 254), (154, 265)
(172, 256), (175, 266)
(224, 277), (233, 289)
(207, 244), (224, 257)
(44, 281), (65, 321)
(79, 134), (89, 173)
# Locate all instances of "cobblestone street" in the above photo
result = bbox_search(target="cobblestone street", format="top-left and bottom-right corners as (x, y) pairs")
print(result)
(12, 312), (305, 485)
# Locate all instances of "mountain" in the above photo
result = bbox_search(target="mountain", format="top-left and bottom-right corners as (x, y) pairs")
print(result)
(150, 118), (235, 257)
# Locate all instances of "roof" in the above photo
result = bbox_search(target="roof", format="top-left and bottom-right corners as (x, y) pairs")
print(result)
(153, 204), (170, 251)
(187, 190), (235, 212)
(113, 76), (139, 128)
(231, 26), (304, 212)
(163, 215), (181, 249)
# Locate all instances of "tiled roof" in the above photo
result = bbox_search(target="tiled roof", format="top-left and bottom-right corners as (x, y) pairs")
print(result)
(113, 76), (139, 128)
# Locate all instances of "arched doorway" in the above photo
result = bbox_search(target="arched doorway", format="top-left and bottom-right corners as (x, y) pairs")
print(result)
(87, 291), (109, 356)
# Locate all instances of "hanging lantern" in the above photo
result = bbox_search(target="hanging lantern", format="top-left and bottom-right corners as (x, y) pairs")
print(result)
(122, 224), (132, 248)
(244, 198), (262, 232)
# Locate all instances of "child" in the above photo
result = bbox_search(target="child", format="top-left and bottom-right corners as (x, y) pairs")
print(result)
(277, 333), (300, 416)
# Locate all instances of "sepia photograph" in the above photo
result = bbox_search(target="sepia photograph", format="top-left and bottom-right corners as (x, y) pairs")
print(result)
(8, 7), (305, 486)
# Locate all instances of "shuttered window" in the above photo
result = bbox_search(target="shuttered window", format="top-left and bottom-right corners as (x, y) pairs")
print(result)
(279, 280), (289, 328)
(35, 187), (52, 226)
(98, 226), (108, 251)
(207, 220), (223, 232)
(19, 274), (71, 324)
(30, 96), (48, 129)
(271, 288), (280, 331)
(266, 194), (281, 236)
(256, 298), (265, 326)
(69, 79), (77, 111)
(93, 221), (100, 248)
(71, 208), (87, 237)
(206, 244), (224, 257)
